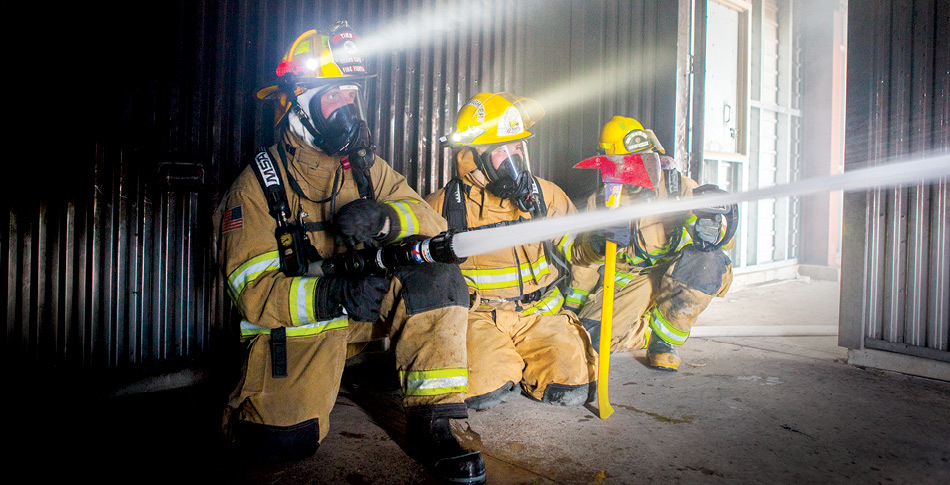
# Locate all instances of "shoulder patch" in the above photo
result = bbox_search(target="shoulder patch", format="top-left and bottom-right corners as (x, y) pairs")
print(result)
(222, 205), (244, 233)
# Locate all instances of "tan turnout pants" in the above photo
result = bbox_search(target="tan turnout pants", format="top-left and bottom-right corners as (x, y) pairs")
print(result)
(228, 275), (469, 443)
(577, 260), (733, 353)
(465, 304), (597, 401)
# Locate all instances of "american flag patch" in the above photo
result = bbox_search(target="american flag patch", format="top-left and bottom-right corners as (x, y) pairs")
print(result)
(222, 206), (243, 233)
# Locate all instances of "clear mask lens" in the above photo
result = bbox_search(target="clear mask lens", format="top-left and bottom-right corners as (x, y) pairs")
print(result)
(307, 84), (370, 155)
(483, 141), (530, 182)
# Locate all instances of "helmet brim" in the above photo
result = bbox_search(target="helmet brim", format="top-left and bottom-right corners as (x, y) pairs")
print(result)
(256, 72), (377, 101)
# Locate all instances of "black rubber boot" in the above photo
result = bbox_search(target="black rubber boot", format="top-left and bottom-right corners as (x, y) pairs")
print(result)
(464, 380), (519, 410)
(233, 419), (320, 464)
(406, 405), (486, 484)
(541, 382), (590, 406)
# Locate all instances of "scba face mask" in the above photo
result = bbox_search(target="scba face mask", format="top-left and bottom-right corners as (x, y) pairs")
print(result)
(292, 84), (376, 170)
(479, 141), (540, 213)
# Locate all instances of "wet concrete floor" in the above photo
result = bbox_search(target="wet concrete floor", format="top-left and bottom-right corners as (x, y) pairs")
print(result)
(229, 279), (950, 484)
(21, 279), (949, 484)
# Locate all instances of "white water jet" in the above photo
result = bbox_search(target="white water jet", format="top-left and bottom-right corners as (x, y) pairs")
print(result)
(451, 153), (950, 259)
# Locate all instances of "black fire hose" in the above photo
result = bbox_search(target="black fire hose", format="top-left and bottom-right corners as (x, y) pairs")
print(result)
(307, 230), (464, 277)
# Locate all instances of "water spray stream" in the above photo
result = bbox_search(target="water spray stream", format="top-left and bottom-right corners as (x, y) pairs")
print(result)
(451, 154), (950, 259)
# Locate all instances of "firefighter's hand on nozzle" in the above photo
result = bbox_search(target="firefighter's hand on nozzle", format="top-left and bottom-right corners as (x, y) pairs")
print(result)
(313, 274), (390, 322)
(341, 274), (390, 322)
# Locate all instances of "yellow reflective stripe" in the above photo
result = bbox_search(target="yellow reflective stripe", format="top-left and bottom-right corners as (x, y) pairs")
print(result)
(383, 200), (420, 241)
(676, 227), (693, 250)
(399, 367), (468, 396)
(678, 215), (697, 250)
(556, 234), (576, 263)
(521, 288), (564, 316)
(228, 251), (281, 300)
(461, 254), (550, 290)
(614, 271), (635, 289)
(619, 251), (645, 266)
(290, 277), (318, 325)
(239, 316), (349, 337)
(564, 287), (590, 307)
(649, 307), (689, 344)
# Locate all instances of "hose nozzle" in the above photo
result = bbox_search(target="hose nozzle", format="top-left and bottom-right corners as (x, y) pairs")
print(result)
(308, 230), (464, 277)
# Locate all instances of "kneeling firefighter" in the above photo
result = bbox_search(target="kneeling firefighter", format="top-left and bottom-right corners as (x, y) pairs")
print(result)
(213, 21), (485, 483)
(426, 92), (598, 410)
(569, 116), (737, 371)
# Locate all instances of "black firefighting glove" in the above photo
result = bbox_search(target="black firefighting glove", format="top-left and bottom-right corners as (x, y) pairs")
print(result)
(313, 274), (391, 322)
(694, 214), (723, 248)
(334, 199), (398, 247)
(587, 222), (633, 256)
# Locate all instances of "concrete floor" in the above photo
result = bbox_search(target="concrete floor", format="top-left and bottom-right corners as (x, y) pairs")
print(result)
(23, 279), (950, 484)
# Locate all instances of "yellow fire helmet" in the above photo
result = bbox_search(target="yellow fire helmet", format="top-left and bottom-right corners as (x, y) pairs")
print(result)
(442, 92), (545, 147)
(599, 115), (666, 155)
(256, 21), (373, 101)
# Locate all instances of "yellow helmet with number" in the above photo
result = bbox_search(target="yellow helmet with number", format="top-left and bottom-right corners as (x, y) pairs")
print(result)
(442, 92), (545, 147)
(599, 115), (665, 155)
(256, 20), (372, 101)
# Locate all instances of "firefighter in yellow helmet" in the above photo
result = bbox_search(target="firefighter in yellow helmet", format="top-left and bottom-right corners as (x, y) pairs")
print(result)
(568, 115), (736, 370)
(426, 93), (598, 409)
(214, 22), (484, 483)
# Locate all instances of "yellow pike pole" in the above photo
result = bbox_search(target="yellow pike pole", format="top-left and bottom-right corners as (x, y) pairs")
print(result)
(574, 152), (661, 420)
(597, 183), (623, 419)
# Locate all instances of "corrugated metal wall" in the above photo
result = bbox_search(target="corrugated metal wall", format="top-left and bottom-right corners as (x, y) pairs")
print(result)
(840, 0), (950, 364)
(4, 0), (680, 378)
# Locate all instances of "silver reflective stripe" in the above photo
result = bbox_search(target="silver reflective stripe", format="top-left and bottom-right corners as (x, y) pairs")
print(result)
(557, 234), (576, 263)
(521, 289), (564, 316)
(228, 251), (281, 299)
(406, 376), (468, 390)
(462, 257), (550, 289)
(240, 316), (349, 337)
(290, 277), (318, 325)
(385, 200), (420, 240)
(649, 308), (689, 344)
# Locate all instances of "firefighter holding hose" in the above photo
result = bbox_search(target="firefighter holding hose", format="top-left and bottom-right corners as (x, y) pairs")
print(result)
(214, 21), (485, 483)
(570, 116), (737, 371)
(426, 92), (598, 410)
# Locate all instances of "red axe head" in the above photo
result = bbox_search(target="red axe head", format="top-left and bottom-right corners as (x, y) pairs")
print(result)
(573, 153), (661, 190)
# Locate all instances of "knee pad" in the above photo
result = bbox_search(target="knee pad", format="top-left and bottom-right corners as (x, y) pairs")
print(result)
(670, 247), (731, 295)
(396, 262), (469, 313)
(464, 381), (519, 410)
(234, 418), (319, 463)
(542, 383), (590, 406)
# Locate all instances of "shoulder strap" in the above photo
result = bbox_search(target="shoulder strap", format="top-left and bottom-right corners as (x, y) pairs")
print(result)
(252, 147), (292, 224)
(664, 168), (683, 198)
(530, 175), (548, 218)
(442, 178), (469, 231)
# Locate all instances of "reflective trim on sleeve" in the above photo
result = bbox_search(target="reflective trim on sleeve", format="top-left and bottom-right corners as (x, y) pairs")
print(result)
(520, 288), (565, 316)
(649, 307), (690, 345)
(383, 200), (421, 241)
(239, 316), (349, 338)
(678, 215), (697, 250)
(399, 367), (469, 396)
(290, 276), (318, 325)
(564, 287), (590, 309)
(461, 253), (550, 290)
(556, 234), (576, 264)
(228, 251), (281, 300)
